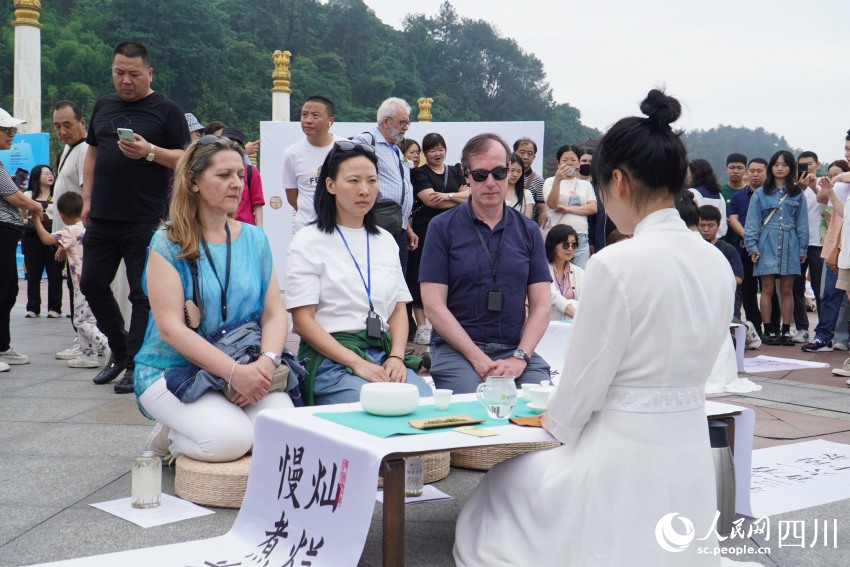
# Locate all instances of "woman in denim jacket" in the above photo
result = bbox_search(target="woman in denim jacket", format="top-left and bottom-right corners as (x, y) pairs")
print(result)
(744, 150), (808, 346)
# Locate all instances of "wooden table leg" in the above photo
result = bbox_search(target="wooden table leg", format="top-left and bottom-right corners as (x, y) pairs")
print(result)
(381, 458), (406, 567)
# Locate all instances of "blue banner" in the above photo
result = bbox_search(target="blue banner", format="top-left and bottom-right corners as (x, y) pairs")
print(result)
(0, 132), (51, 189)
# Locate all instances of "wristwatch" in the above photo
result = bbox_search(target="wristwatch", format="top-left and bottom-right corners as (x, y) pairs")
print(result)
(512, 349), (530, 364)
(145, 144), (156, 162)
(448, 193), (454, 200)
(260, 351), (281, 366)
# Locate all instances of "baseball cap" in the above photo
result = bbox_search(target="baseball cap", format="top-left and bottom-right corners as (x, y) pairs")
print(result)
(0, 107), (26, 128)
(220, 127), (245, 147)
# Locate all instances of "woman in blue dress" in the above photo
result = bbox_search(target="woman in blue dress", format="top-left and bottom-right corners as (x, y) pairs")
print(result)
(135, 136), (293, 463)
(744, 150), (808, 346)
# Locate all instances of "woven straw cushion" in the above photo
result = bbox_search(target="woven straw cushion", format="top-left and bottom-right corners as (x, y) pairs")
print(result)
(378, 451), (450, 488)
(174, 454), (251, 508)
(450, 441), (561, 471)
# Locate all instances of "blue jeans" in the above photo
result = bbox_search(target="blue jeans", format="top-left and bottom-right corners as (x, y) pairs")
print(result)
(814, 268), (844, 342)
(430, 340), (551, 394)
(313, 346), (431, 405)
(573, 233), (590, 269)
(835, 295), (850, 344)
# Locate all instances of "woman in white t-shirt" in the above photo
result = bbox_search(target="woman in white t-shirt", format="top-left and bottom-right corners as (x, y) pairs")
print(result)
(505, 153), (533, 218)
(285, 142), (432, 405)
(543, 144), (597, 268)
(688, 158), (727, 238)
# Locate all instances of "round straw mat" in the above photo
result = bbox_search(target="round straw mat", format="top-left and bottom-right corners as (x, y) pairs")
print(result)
(378, 451), (450, 488)
(450, 441), (561, 471)
(175, 454), (251, 508)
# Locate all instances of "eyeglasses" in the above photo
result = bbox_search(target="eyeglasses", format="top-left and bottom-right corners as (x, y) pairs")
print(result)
(0, 127), (17, 137)
(466, 167), (510, 182)
(561, 241), (579, 250)
(187, 134), (222, 164)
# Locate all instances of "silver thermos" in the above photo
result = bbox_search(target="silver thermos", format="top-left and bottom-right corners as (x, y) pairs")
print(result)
(709, 420), (736, 537)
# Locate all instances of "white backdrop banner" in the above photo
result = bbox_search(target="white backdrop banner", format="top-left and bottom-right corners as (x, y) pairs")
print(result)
(259, 120), (545, 287)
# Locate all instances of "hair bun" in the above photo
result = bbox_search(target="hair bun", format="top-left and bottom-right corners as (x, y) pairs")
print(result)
(639, 89), (681, 129)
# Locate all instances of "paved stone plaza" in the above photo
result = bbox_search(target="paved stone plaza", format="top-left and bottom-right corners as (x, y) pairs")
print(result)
(2, 287), (850, 566)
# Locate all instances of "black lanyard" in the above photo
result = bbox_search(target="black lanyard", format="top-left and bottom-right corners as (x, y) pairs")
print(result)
(474, 220), (506, 283)
(199, 222), (231, 322)
(57, 139), (84, 174)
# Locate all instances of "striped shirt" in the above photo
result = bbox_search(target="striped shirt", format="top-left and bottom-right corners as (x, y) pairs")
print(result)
(0, 162), (24, 228)
(352, 128), (413, 229)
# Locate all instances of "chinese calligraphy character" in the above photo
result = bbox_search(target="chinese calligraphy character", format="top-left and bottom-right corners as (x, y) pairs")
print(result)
(278, 445), (305, 507)
(305, 460), (341, 512)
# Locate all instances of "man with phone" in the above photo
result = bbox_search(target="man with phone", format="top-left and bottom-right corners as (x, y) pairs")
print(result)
(420, 133), (552, 394)
(792, 151), (824, 344)
(81, 41), (189, 393)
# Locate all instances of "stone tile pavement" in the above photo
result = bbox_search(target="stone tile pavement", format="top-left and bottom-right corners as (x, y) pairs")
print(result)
(1, 287), (849, 565)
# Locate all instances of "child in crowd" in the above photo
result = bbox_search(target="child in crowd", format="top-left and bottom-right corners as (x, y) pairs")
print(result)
(32, 192), (107, 368)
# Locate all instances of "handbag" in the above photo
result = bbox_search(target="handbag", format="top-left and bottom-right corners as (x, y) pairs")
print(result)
(827, 229), (842, 275)
(181, 259), (291, 401)
(374, 200), (404, 234)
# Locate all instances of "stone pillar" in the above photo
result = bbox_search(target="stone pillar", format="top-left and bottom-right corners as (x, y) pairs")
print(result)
(12, 0), (43, 133)
(271, 50), (292, 122)
(417, 97), (433, 122)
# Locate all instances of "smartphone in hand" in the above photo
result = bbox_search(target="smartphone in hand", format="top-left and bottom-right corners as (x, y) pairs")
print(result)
(116, 128), (135, 141)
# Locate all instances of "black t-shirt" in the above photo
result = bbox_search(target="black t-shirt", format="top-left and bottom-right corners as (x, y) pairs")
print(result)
(87, 91), (188, 223)
(714, 239), (743, 281)
(410, 164), (465, 230)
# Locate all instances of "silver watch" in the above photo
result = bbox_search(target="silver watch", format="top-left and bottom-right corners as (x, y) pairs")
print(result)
(260, 351), (281, 366)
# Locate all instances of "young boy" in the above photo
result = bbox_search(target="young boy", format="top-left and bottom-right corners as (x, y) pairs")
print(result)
(32, 192), (107, 368)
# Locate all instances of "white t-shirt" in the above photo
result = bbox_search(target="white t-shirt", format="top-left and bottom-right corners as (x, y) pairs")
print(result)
(803, 186), (823, 246)
(505, 189), (533, 213)
(282, 135), (345, 232)
(52, 141), (87, 231)
(542, 177), (596, 234)
(285, 224), (412, 334)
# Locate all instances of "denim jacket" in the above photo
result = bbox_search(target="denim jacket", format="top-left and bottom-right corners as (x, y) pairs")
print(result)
(164, 320), (305, 405)
(743, 187), (808, 276)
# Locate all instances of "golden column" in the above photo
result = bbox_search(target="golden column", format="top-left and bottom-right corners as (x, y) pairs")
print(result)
(417, 97), (433, 122)
(12, 0), (43, 133)
(272, 50), (292, 122)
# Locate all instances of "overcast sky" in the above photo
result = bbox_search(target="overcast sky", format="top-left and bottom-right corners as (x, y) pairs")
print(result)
(360, 0), (850, 164)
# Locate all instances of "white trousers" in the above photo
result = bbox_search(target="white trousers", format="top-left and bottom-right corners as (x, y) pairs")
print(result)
(139, 377), (294, 462)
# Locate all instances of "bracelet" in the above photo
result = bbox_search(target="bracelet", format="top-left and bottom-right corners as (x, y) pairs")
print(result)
(227, 362), (238, 392)
(387, 355), (404, 362)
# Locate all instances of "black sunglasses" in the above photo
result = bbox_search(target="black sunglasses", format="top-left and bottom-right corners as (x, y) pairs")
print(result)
(465, 167), (510, 182)
(187, 134), (222, 164)
(561, 241), (579, 250)
(332, 140), (376, 155)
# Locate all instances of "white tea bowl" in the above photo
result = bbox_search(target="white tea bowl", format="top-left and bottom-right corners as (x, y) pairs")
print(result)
(360, 382), (420, 416)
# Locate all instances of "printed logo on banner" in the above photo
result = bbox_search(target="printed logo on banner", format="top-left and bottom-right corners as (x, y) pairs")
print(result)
(654, 512), (836, 557)
(654, 513), (695, 552)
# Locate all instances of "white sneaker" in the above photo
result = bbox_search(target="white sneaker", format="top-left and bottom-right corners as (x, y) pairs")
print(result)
(146, 422), (172, 461)
(47, 310), (61, 318)
(56, 340), (81, 360)
(835, 342), (849, 352)
(745, 321), (762, 350)
(0, 349), (29, 365)
(832, 358), (850, 377)
(0, 361), (9, 372)
(792, 330), (809, 343)
(413, 324), (432, 346)
(24, 311), (37, 318)
(68, 351), (100, 368)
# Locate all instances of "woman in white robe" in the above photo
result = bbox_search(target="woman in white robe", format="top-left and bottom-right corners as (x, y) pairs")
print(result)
(454, 90), (760, 567)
